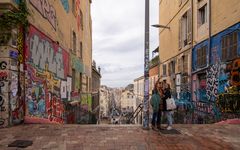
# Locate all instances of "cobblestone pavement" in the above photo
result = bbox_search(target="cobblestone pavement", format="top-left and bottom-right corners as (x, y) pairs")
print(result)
(0, 124), (239, 150)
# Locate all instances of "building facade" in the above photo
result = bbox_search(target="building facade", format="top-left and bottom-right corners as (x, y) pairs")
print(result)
(91, 60), (101, 123)
(133, 76), (144, 124)
(0, 0), (93, 127)
(159, 0), (240, 123)
(99, 85), (110, 119)
(149, 47), (159, 95)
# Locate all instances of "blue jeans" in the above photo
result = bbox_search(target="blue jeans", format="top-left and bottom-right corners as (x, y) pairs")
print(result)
(165, 111), (173, 126)
(151, 111), (161, 127)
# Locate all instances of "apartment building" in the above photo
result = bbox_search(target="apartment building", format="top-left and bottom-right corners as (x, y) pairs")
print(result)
(0, 0), (93, 127)
(159, 0), (240, 123)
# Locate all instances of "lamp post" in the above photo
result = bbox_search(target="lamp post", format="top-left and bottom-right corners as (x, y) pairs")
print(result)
(143, 0), (150, 130)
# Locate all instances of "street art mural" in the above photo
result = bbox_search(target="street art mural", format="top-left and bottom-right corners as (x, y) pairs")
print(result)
(25, 25), (69, 123)
(78, 93), (92, 124)
(191, 23), (240, 123)
(216, 58), (240, 115)
(29, 0), (57, 30)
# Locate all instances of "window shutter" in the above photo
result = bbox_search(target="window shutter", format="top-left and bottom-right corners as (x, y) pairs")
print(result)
(187, 9), (192, 44)
(178, 58), (181, 73)
(70, 30), (73, 51)
(184, 54), (188, 73)
(178, 19), (182, 49)
(168, 63), (171, 76)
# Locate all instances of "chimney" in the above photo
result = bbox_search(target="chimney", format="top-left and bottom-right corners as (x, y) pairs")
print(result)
(98, 66), (101, 74)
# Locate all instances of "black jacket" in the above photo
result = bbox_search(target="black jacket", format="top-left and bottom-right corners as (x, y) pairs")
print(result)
(162, 88), (171, 111)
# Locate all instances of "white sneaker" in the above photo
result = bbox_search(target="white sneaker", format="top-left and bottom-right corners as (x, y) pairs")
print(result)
(166, 126), (172, 130)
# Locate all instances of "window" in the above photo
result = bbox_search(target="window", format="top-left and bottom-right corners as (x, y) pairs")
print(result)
(197, 46), (207, 67)
(80, 41), (83, 59)
(182, 13), (188, 47)
(168, 61), (176, 76)
(72, 31), (76, 53)
(80, 10), (83, 30)
(79, 73), (82, 92)
(221, 31), (238, 61)
(86, 76), (89, 92)
(198, 4), (207, 26)
(72, 69), (76, 91)
(163, 64), (167, 76)
(179, 10), (192, 49)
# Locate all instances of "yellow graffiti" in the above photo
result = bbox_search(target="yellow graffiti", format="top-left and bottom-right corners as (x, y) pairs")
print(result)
(17, 30), (24, 63)
(36, 71), (59, 91)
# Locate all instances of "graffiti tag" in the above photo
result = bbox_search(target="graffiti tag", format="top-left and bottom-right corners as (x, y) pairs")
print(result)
(29, 34), (65, 79)
(29, 0), (56, 30)
(0, 61), (7, 70)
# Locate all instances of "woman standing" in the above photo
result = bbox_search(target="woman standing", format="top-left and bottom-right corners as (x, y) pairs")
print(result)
(150, 88), (160, 130)
(163, 83), (174, 130)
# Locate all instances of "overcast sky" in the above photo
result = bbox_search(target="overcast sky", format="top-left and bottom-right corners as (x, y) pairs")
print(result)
(91, 0), (159, 88)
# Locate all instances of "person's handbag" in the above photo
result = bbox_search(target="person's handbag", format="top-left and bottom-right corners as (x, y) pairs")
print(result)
(166, 98), (176, 110)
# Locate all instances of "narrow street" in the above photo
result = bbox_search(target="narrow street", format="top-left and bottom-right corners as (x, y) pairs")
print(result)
(0, 124), (239, 150)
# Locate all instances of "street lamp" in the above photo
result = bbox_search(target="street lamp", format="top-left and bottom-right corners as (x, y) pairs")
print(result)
(152, 24), (170, 29)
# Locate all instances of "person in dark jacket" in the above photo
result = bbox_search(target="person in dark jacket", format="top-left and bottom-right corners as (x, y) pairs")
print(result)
(150, 88), (161, 130)
(163, 83), (174, 130)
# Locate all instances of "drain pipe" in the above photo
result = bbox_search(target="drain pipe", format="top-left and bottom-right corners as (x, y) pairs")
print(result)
(208, 0), (212, 66)
(190, 0), (194, 123)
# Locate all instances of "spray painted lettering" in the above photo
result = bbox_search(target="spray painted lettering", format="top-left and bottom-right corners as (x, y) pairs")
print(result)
(29, 0), (56, 30)
(27, 26), (69, 79)
(0, 61), (7, 70)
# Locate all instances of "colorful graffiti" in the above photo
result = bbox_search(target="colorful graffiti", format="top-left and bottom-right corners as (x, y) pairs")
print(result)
(60, 0), (69, 13)
(10, 71), (24, 124)
(25, 25), (69, 123)
(206, 64), (219, 102)
(27, 26), (69, 79)
(29, 0), (56, 30)
(71, 54), (84, 73)
(0, 60), (8, 127)
(215, 58), (240, 114)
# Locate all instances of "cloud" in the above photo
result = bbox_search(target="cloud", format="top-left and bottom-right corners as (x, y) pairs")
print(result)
(92, 0), (158, 87)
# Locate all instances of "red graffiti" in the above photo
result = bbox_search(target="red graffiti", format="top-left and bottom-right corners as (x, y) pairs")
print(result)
(0, 72), (7, 80)
(46, 95), (64, 123)
(71, 91), (80, 98)
(67, 112), (75, 124)
(75, 0), (81, 31)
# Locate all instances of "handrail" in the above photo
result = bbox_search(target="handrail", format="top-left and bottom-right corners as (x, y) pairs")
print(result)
(126, 103), (143, 124)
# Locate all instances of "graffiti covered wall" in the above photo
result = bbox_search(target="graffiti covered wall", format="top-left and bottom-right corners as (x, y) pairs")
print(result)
(0, 59), (9, 127)
(29, 0), (57, 30)
(25, 25), (69, 123)
(192, 23), (240, 123)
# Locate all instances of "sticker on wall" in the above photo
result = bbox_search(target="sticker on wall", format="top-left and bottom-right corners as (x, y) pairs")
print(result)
(176, 74), (181, 86)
